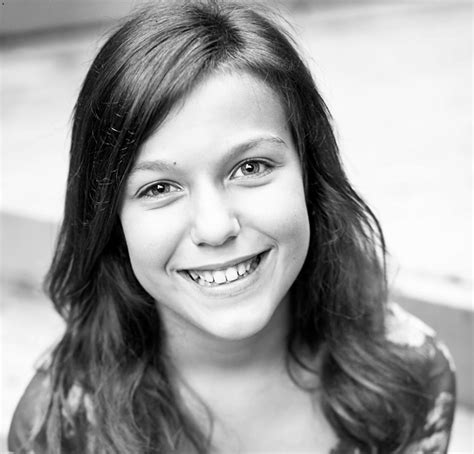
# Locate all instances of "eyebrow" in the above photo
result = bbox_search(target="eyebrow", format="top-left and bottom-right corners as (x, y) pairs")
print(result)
(129, 135), (287, 176)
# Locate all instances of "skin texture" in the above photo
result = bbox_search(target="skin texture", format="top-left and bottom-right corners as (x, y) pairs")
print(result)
(120, 71), (310, 344)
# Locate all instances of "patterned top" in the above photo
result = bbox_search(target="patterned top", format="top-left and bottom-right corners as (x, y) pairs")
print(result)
(8, 303), (456, 453)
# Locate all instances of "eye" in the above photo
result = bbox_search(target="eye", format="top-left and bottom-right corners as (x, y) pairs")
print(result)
(232, 160), (272, 179)
(138, 182), (181, 199)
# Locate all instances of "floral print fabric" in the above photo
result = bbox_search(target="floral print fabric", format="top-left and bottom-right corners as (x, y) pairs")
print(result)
(385, 304), (456, 454)
(8, 303), (456, 453)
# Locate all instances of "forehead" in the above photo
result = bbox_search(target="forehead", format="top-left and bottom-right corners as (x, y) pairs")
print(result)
(135, 71), (292, 164)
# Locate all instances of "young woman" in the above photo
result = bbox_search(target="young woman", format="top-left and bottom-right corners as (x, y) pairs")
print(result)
(8, 1), (456, 453)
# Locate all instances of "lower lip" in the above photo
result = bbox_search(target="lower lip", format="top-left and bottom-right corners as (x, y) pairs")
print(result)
(179, 250), (271, 298)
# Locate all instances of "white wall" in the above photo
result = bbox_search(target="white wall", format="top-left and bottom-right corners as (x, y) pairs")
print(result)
(0, 0), (136, 35)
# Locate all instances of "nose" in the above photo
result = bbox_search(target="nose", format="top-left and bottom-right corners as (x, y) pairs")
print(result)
(189, 185), (240, 247)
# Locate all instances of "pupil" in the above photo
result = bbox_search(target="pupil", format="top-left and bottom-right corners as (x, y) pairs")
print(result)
(155, 184), (167, 193)
(243, 162), (258, 174)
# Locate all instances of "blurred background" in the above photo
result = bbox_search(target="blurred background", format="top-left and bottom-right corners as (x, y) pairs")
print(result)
(1, 0), (472, 451)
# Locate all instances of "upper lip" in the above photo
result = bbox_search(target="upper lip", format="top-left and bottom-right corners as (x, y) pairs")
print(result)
(180, 250), (267, 272)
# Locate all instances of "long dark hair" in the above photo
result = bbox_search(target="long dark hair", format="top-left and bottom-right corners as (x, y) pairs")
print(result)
(37, 1), (429, 452)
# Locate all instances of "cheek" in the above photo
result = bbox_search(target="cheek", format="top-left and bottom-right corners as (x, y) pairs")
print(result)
(273, 184), (310, 264)
(120, 206), (187, 271)
(238, 173), (310, 251)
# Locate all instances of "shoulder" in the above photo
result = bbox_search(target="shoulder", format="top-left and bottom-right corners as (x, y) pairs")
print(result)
(8, 364), (97, 453)
(385, 302), (456, 376)
(8, 369), (52, 453)
(384, 302), (456, 453)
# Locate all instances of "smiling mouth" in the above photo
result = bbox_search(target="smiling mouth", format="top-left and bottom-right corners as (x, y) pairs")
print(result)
(183, 252), (265, 287)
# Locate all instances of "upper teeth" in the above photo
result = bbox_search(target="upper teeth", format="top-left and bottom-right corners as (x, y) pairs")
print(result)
(187, 256), (258, 285)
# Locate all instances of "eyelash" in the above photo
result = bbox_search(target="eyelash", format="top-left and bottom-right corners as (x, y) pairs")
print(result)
(231, 159), (273, 179)
(137, 159), (273, 199)
(138, 181), (181, 199)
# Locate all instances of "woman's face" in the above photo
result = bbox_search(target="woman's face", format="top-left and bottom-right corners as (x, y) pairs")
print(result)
(120, 71), (310, 340)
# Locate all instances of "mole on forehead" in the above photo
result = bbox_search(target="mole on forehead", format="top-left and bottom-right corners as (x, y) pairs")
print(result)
(129, 135), (287, 175)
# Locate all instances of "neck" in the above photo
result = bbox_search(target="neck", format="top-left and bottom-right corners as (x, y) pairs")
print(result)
(162, 296), (290, 379)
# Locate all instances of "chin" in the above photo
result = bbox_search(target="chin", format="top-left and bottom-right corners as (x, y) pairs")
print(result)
(196, 300), (281, 341)
(205, 321), (265, 341)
